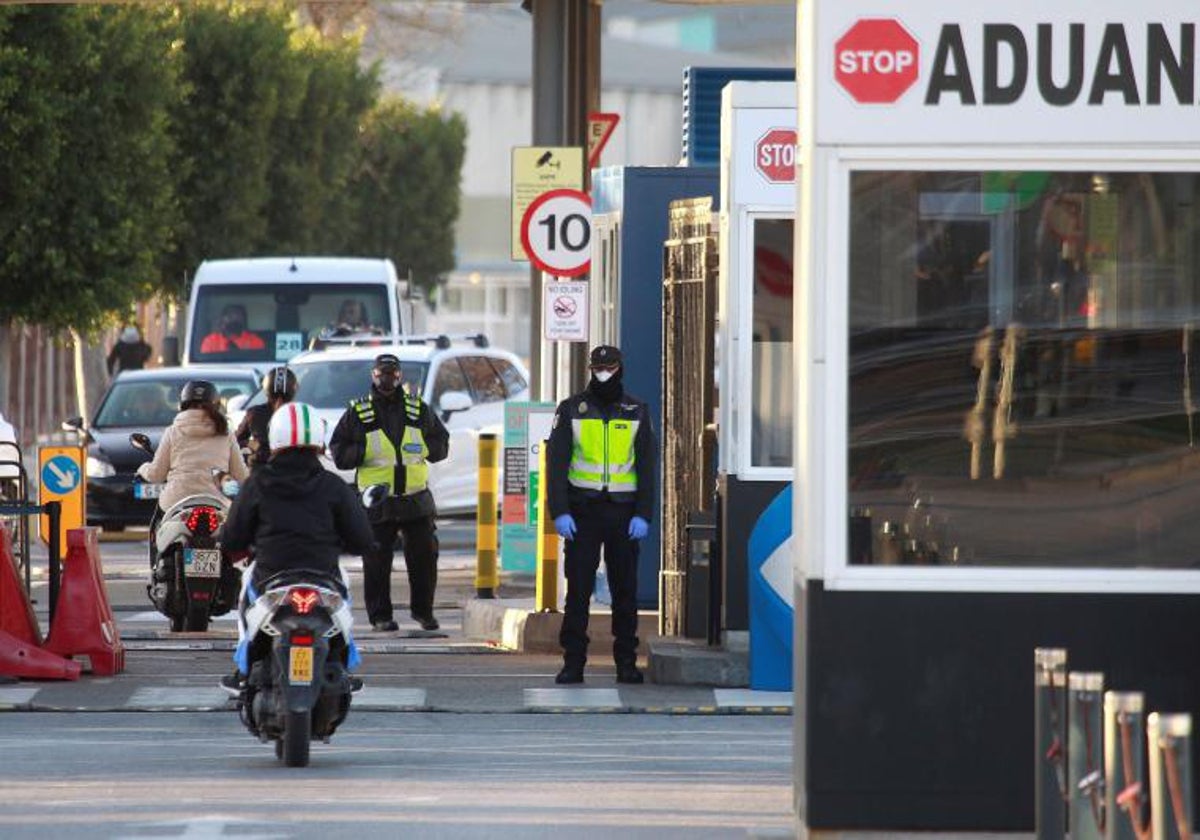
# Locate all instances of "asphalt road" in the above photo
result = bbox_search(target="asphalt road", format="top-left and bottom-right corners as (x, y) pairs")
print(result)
(0, 712), (794, 839)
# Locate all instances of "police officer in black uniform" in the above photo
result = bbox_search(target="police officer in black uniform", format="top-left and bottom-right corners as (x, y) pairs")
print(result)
(546, 345), (657, 684)
(235, 366), (298, 469)
(329, 354), (449, 632)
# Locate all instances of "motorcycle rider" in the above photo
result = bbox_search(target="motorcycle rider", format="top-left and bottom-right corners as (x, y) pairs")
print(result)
(235, 366), (298, 468)
(137, 380), (248, 564)
(219, 401), (374, 690)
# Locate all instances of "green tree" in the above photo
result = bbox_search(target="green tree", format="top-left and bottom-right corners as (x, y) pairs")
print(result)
(265, 28), (380, 253)
(0, 5), (181, 332)
(165, 1), (306, 292)
(348, 99), (467, 298)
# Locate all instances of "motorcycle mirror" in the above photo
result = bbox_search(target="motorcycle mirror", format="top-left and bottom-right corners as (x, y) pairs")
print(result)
(129, 432), (152, 454)
(361, 483), (389, 509)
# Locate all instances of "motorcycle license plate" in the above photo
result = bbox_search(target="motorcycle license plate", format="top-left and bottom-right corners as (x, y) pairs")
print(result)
(183, 548), (221, 578)
(289, 646), (314, 684)
(134, 483), (163, 500)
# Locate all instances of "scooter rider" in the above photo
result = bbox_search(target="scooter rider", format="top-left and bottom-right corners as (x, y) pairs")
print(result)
(220, 402), (374, 689)
(235, 366), (298, 468)
(138, 380), (248, 568)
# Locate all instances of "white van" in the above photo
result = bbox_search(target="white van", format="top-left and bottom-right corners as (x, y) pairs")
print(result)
(182, 257), (413, 369)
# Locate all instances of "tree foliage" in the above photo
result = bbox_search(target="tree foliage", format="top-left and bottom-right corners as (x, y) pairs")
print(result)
(0, 5), (181, 332)
(349, 99), (467, 298)
(0, 2), (465, 330)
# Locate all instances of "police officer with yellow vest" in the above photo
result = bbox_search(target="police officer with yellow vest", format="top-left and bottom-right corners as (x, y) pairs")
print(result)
(546, 345), (657, 685)
(329, 353), (449, 632)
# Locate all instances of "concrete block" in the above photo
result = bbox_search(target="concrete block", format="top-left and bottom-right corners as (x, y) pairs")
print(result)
(647, 637), (749, 687)
(462, 597), (658, 655)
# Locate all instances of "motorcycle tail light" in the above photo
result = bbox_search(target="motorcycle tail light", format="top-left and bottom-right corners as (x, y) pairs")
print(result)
(289, 587), (319, 615)
(185, 506), (220, 535)
(291, 634), (314, 645)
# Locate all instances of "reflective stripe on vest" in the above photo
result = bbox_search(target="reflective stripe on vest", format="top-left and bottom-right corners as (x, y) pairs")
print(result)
(355, 395), (429, 495)
(567, 416), (638, 493)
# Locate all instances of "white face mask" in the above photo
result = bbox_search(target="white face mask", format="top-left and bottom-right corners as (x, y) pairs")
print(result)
(593, 370), (615, 383)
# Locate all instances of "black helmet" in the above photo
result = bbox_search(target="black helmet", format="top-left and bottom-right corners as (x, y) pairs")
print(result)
(179, 380), (218, 410)
(263, 366), (298, 401)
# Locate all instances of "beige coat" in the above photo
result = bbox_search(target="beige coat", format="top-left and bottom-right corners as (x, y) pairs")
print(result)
(137, 408), (248, 511)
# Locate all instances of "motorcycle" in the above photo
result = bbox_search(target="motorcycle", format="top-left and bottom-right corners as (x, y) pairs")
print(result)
(130, 433), (241, 632)
(231, 483), (383, 767)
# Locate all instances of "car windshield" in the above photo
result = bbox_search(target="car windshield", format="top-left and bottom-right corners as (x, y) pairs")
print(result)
(189, 283), (393, 365)
(94, 377), (256, 428)
(242, 359), (429, 411)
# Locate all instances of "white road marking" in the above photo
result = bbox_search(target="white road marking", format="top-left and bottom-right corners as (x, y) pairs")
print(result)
(524, 688), (622, 708)
(352, 687), (426, 710)
(713, 689), (793, 708)
(0, 687), (40, 706)
(127, 687), (229, 709)
(124, 611), (235, 622)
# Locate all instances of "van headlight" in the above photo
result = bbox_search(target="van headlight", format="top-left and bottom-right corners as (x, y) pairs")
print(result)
(86, 455), (115, 478)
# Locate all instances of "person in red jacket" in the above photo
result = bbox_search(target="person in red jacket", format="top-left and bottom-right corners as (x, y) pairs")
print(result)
(200, 304), (264, 353)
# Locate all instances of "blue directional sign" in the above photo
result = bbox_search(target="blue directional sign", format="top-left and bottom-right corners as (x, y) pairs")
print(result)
(41, 455), (81, 494)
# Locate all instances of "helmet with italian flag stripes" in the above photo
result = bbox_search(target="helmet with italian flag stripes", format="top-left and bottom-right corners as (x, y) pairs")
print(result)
(267, 401), (326, 453)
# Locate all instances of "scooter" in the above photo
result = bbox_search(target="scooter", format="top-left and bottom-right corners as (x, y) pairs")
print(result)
(130, 433), (240, 632)
(231, 484), (382, 767)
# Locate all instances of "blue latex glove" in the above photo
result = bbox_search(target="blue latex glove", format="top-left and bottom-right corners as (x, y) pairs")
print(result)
(628, 516), (649, 541)
(554, 514), (577, 540)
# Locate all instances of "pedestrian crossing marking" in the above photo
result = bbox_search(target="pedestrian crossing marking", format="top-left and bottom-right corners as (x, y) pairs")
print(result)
(352, 687), (426, 710)
(524, 688), (622, 708)
(0, 687), (39, 708)
(128, 687), (230, 709)
(713, 689), (793, 708)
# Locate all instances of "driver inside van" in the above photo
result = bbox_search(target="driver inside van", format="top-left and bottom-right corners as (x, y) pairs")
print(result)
(201, 304), (265, 353)
(327, 299), (376, 336)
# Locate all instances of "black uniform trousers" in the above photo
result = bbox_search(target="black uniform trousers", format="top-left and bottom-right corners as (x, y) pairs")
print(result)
(559, 499), (639, 668)
(363, 515), (439, 625)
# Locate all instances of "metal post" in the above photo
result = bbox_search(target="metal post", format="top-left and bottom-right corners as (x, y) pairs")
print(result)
(45, 500), (61, 628)
(1035, 647), (1068, 840)
(1069, 672), (1106, 840)
(534, 442), (558, 612)
(526, 0), (599, 399)
(474, 433), (499, 598)
(1105, 691), (1145, 840)
(1148, 712), (1193, 840)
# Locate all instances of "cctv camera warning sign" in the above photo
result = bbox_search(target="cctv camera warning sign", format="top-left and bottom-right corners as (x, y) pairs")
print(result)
(511, 146), (584, 262)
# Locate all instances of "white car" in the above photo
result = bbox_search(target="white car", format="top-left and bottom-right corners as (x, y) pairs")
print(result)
(232, 335), (530, 515)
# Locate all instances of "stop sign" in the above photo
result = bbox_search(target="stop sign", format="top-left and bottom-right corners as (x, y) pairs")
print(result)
(834, 18), (920, 104)
(754, 128), (796, 184)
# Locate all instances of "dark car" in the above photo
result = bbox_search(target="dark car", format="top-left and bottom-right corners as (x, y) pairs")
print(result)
(64, 367), (260, 531)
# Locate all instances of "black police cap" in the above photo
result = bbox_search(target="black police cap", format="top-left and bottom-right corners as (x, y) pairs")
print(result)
(373, 353), (402, 370)
(589, 345), (622, 367)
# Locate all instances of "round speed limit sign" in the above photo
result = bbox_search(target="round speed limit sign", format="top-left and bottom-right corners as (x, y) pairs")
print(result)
(520, 188), (592, 278)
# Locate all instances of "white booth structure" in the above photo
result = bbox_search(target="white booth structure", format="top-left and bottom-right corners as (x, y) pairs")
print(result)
(716, 83), (796, 688)
(796, 1), (1200, 829)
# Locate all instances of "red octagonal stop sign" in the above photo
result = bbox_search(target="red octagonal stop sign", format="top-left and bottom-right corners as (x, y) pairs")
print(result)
(754, 128), (796, 184)
(835, 18), (920, 104)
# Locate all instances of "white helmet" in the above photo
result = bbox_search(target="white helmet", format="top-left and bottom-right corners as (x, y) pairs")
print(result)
(267, 402), (326, 453)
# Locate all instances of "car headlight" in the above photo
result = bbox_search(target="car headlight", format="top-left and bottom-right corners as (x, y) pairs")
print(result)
(86, 455), (115, 478)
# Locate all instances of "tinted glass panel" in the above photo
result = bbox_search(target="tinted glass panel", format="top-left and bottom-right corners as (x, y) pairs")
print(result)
(848, 170), (1200, 569)
(752, 218), (795, 467)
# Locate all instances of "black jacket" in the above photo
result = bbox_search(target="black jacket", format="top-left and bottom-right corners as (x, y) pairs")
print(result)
(546, 383), (657, 522)
(328, 386), (449, 506)
(221, 448), (373, 578)
(234, 403), (273, 468)
(106, 340), (152, 375)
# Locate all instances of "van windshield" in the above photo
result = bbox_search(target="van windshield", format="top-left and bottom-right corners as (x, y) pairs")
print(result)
(189, 284), (393, 364)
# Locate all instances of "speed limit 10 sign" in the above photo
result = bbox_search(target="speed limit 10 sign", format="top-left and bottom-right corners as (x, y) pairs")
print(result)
(520, 188), (592, 278)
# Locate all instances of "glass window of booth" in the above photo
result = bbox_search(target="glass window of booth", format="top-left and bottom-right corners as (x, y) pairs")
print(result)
(848, 170), (1200, 570)
(751, 217), (795, 468)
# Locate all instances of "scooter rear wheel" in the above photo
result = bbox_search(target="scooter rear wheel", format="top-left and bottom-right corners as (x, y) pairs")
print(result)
(281, 709), (311, 767)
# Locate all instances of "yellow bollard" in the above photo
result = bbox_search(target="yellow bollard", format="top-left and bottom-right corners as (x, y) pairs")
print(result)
(474, 433), (500, 598)
(535, 441), (558, 612)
